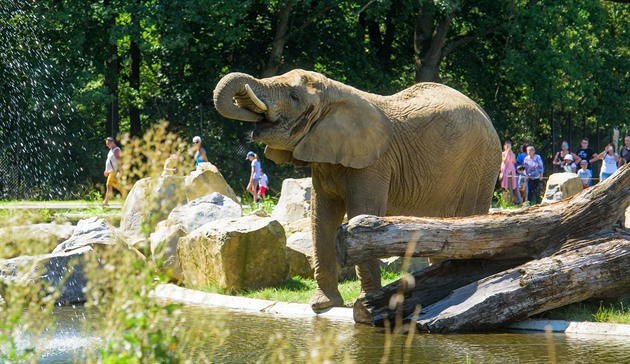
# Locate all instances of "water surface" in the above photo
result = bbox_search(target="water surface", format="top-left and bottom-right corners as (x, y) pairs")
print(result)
(32, 305), (630, 363)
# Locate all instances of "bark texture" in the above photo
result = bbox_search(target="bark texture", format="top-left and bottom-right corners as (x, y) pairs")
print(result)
(349, 164), (630, 332)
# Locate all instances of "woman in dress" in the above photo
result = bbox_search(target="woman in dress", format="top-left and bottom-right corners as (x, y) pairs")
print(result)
(500, 140), (519, 204)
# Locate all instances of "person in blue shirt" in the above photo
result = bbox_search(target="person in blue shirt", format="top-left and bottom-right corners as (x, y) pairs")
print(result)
(192, 136), (208, 167)
(523, 145), (544, 205)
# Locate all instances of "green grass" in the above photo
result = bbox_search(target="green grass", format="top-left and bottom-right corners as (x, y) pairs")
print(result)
(534, 299), (630, 324)
(226, 269), (405, 306)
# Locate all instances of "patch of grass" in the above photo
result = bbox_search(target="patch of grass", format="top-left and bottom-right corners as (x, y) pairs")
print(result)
(237, 269), (405, 306)
(533, 299), (630, 324)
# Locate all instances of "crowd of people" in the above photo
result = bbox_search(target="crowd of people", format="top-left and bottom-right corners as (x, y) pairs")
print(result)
(100, 134), (630, 208)
(499, 136), (630, 207)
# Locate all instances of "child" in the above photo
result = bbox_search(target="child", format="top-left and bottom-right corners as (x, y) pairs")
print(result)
(257, 170), (268, 202)
(516, 165), (528, 205)
(563, 154), (576, 173)
(577, 159), (592, 189)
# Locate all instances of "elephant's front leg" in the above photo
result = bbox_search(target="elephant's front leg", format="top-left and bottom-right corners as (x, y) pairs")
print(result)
(310, 187), (346, 311)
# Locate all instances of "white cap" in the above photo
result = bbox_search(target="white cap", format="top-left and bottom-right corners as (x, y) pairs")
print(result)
(564, 154), (573, 161)
(192, 136), (201, 144)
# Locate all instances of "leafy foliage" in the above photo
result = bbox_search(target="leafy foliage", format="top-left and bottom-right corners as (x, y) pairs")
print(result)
(0, 0), (628, 199)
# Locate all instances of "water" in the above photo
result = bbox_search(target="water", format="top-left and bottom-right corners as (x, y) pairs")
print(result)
(0, 1), (86, 200)
(29, 305), (630, 363)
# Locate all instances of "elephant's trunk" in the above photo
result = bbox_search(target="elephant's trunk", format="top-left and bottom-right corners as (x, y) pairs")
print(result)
(213, 73), (264, 122)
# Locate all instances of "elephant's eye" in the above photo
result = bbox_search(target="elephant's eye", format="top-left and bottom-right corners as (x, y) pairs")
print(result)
(289, 92), (299, 102)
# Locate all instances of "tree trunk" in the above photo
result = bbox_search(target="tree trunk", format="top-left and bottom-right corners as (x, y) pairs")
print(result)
(129, 39), (141, 138)
(104, 0), (119, 139)
(347, 165), (630, 331)
(261, 0), (293, 78)
(414, 2), (451, 83)
(337, 165), (630, 267)
(416, 232), (630, 333)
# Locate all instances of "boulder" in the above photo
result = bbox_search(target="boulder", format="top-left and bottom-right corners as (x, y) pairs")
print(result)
(271, 178), (312, 232)
(167, 192), (242, 233)
(542, 172), (583, 204)
(149, 220), (188, 281)
(178, 215), (288, 291)
(186, 162), (239, 204)
(0, 246), (94, 305)
(285, 230), (356, 281)
(119, 176), (188, 239)
(626, 205), (630, 230)
(52, 217), (123, 254)
(285, 231), (314, 279)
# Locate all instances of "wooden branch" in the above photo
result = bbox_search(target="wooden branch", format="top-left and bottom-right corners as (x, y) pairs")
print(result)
(337, 164), (630, 267)
(353, 259), (527, 326)
(414, 231), (630, 333)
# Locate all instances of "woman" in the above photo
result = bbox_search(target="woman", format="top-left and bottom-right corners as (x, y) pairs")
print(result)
(597, 144), (620, 181)
(192, 136), (208, 167)
(246, 151), (262, 203)
(523, 145), (544, 205)
(552, 141), (581, 172)
(500, 140), (519, 204)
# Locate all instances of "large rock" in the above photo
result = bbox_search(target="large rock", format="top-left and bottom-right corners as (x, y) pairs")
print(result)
(542, 172), (583, 204)
(186, 162), (239, 203)
(271, 178), (312, 232)
(149, 220), (188, 281)
(119, 176), (188, 240)
(285, 230), (356, 281)
(625, 205), (630, 230)
(53, 217), (122, 254)
(178, 215), (288, 291)
(167, 192), (242, 233)
(0, 246), (93, 305)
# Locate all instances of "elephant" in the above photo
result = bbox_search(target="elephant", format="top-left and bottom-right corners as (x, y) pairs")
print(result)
(213, 69), (501, 312)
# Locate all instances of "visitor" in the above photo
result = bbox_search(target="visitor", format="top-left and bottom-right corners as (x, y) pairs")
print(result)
(163, 154), (178, 175)
(552, 141), (581, 172)
(575, 138), (598, 170)
(499, 140), (519, 204)
(523, 145), (544, 205)
(516, 143), (529, 167)
(258, 170), (268, 202)
(577, 160), (591, 189)
(516, 165), (528, 205)
(192, 136), (208, 167)
(246, 151), (261, 203)
(562, 154), (576, 173)
(620, 136), (630, 166)
(103, 137), (122, 207)
(597, 144), (620, 181)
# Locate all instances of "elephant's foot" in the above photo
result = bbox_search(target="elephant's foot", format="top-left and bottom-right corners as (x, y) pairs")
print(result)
(310, 288), (344, 312)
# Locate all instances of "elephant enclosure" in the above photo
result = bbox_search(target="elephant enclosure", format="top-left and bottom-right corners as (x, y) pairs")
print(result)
(339, 164), (630, 333)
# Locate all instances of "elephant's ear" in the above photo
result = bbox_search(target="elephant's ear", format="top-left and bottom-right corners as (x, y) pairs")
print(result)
(293, 96), (392, 169)
(264, 146), (310, 167)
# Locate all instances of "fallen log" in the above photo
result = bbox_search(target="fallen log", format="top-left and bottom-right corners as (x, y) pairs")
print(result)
(337, 164), (630, 266)
(348, 164), (630, 331)
(352, 258), (528, 326)
(415, 230), (630, 333)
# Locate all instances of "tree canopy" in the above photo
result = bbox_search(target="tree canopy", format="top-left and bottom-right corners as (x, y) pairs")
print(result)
(0, 0), (628, 199)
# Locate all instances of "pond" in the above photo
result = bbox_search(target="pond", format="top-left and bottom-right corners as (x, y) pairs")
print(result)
(31, 305), (630, 363)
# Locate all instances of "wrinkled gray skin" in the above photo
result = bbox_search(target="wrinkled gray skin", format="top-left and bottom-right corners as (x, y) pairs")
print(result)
(214, 69), (501, 312)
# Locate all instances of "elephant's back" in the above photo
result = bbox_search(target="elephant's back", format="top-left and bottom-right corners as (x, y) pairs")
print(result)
(381, 83), (501, 218)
